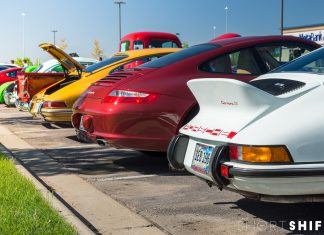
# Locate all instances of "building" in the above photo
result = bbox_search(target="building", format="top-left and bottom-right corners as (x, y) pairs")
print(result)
(283, 23), (324, 46)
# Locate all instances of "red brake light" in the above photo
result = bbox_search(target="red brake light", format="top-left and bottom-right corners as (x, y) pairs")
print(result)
(229, 145), (240, 160)
(43, 101), (67, 108)
(220, 164), (229, 178)
(104, 90), (159, 104)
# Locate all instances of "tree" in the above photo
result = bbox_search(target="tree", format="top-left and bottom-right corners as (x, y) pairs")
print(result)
(58, 38), (68, 50)
(15, 57), (32, 66)
(15, 58), (23, 67)
(92, 39), (104, 60)
(182, 41), (189, 48)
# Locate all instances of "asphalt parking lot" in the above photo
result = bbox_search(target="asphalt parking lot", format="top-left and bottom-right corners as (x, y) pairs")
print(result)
(1, 104), (324, 235)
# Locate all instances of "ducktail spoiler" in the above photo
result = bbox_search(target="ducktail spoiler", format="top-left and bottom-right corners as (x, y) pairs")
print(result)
(180, 78), (283, 141)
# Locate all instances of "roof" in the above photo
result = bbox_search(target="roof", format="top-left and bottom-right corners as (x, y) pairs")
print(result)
(0, 67), (22, 73)
(283, 23), (324, 30)
(208, 35), (318, 47)
(112, 47), (181, 58)
(121, 32), (180, 41)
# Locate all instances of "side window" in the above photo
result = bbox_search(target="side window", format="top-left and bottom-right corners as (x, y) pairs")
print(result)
(160, 41), (179, 48)
(199, 48), (262, 75)
(109, 55), (164, 74)
(256, 44), (312, 71)
(6, 71), (17, 78)
(120, 40), (130, 52)
(80, 62), (95, 67)
(134, 40), (144, 50)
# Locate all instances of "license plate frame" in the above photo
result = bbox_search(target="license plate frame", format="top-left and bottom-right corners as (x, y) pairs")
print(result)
(191, 143), (215, 175)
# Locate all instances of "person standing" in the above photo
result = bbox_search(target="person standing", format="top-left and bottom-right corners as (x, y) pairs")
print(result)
(22, 59), (28, 68)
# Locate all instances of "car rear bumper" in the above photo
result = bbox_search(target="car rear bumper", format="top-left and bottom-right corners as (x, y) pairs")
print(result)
(15, 100), (29, 111)
(41, 108), (73, 122)
(168, 135), (324, 202)
(223, 162), (324, 197)
(72, 101), (179, 152)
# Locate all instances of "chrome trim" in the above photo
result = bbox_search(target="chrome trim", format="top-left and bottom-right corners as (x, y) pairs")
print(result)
(41, 109), (72, 114)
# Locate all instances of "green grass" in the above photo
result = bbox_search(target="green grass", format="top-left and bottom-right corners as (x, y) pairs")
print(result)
(0, 154), (77, 235)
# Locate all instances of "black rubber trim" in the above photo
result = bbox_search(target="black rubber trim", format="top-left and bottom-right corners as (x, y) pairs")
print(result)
(211, 146), (229, 187)
(229, 166), (324, 178)
(167, 134), (188, 170)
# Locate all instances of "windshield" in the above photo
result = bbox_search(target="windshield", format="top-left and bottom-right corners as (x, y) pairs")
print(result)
(273, 47), (324, 74)
(139, 44), (220, 68)
(84, 55), (128, 73)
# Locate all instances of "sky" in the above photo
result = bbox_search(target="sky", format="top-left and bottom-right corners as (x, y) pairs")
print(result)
(1, 0), (324, 63)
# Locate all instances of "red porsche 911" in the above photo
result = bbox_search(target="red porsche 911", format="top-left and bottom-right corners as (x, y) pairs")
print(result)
(72, 36), (319, 152)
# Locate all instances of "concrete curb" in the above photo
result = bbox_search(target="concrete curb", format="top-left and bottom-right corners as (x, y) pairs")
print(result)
(0, 124), (167, 235)
(0, 144), (96, 235)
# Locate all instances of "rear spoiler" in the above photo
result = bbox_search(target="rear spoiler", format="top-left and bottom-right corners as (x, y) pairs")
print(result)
(180, 78), (283, 141)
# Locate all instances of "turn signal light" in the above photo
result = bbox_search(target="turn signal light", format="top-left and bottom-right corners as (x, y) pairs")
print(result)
(43, 101), (67, 108)
(104, 89), (159, 104)
(229, 145), (291, 163)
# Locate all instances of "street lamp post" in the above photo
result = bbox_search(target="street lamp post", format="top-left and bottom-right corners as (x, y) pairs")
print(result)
(213, 26), (216, 38)
(114, 0), (126, 41)
(21, 12), (26, 58)
(281, 0), (284, 35)
(51, 30), (58, 45)
(225, 6), (229, 33)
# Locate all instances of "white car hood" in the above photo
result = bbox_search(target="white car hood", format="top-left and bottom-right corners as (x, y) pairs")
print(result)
(180, 73), (323, 143)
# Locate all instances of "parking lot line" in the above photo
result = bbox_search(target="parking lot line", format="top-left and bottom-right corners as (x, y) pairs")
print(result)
(0, 119), (41, 123)
(52, 145), (99, 149)
(95, 174), (158, 181)
(14, 129), (72, 134)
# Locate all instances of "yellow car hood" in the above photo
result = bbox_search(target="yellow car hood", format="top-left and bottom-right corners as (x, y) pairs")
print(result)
(39, 43), (85, 74)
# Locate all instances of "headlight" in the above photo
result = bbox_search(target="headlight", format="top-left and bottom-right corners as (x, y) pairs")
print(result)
(229, 145), (291, 163)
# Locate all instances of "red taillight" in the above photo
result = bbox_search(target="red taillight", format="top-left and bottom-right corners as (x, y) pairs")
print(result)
(43, 101), (67, 108)
(104, 90), (159, 104)
(229, 145), (240, 160)
(81, 115), (94, 133)
(220, 164), (229, 178)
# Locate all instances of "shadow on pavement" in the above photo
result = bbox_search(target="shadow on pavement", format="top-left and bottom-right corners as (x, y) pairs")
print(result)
(41, 122), (73, 129)
(233, 198), (324, 234)
(0, 116), (43, 126)
(10, 146), (188, 177)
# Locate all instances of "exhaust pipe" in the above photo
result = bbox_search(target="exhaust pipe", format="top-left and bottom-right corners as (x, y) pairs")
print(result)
(97, 138), (109, 147)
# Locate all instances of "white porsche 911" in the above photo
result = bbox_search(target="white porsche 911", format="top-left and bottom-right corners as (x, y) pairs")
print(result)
(168, 47), (324, 203)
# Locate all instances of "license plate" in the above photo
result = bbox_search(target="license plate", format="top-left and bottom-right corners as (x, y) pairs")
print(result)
(191, 143), (215, 174)
(33, 102), (42, 114)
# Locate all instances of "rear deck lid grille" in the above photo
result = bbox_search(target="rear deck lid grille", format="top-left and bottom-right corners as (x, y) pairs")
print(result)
(94, 72), (136, 86)
(249, 78), (306, 96)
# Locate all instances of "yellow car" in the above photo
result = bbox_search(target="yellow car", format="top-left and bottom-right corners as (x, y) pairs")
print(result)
(29, 47), (180, 122)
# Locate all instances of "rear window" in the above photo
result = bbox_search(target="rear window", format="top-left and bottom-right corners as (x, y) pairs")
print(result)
(84, 55), (128, 73)
(149, 40), (179, 48)
(140, 44), (220, 68)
